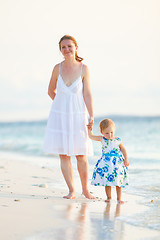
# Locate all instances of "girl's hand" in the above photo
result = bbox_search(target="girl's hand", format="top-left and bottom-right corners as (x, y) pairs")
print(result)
(87, 116), (94, 130)
(124, 159), (129, 167)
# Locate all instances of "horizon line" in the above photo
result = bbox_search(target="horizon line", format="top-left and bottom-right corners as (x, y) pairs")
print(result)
(0, 113), (160, 123)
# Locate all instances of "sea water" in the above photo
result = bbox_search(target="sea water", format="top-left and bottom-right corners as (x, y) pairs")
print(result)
(0, 115), (160, 233)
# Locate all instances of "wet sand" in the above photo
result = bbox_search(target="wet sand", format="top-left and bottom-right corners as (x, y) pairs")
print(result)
(0, 156), (159, 240)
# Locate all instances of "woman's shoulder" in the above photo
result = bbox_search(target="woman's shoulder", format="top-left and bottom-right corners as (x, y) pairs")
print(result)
(52, 63), (59, 71)
(82, 64), (89, 71)
(52, 62), (63, 75)
(81, 64), (90, 79)
(54, 62), (63, 70)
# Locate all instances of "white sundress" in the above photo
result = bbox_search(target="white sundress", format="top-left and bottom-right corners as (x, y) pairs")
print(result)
(91, 137), (128, 187)
(43, 63), (93, 156)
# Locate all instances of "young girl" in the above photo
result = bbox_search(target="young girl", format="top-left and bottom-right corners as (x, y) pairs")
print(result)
(88, 119), (129, 204)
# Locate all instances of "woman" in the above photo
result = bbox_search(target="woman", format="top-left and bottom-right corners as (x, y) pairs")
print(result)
(44, 35), (95, 199)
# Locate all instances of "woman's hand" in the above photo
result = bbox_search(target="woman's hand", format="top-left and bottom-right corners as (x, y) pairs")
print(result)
(48, 65), (59, 100)
(87, 116), (94, 130)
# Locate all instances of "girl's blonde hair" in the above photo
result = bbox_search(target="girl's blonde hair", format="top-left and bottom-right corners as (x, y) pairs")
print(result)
(59, 35), (84, 62)
(99, 119), (115, 132)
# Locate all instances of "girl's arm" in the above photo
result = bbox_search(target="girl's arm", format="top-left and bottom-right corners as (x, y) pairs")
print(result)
(82, 65), (94, 129)
(88, 128), (102, 142)
(48, 64), (59, 100)
(120, 142), (129, 167)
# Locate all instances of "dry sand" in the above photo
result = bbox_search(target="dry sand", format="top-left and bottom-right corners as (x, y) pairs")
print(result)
(0, 155), (159, 240)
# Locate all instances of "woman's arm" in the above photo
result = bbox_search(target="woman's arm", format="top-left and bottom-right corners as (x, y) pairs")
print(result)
(48, 64), (59, 100)
(88, 128), (102, 142)
(82, 65), (94, 128)
(120, 142), (129, 167)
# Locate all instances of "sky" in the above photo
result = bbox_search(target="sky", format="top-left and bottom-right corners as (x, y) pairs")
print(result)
(0, 0), (160, 121)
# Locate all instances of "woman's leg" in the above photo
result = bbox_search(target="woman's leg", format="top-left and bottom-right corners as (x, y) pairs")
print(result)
(116, 186), (124, 204)
(76, 155), (95, 199)
(59, 154), (76, 199)
(105, 186), (112, 202)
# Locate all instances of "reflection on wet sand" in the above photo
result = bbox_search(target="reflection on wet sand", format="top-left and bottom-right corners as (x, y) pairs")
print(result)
(103, 203), (124, 240)
(104, 202), (121, 219)
(56, 201), (124, 240)
(63, 203), (89, 240)
(28, 201), (126, 240)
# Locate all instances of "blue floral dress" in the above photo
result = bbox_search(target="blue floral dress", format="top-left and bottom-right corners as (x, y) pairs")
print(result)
(91, 137), (128, 187)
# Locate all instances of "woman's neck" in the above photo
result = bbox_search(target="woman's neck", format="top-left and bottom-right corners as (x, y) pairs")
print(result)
(63, 58), (77, 66)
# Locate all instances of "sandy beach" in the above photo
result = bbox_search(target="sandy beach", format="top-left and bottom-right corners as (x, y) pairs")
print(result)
(0, 155), (160, 240)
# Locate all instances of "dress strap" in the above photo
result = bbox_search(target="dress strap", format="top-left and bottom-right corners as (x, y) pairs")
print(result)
(59, 63), (61, 75)
(80, 63), (83, 75)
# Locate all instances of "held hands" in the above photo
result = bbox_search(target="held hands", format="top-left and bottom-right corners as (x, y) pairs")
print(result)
(87, 116), (94, 130)
(87, 119), (93, 139)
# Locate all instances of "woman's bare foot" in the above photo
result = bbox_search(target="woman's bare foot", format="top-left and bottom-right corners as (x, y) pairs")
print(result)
(82, 190), (95, 199)
(117, 200), (124, 204)
(105, 198), (111, 203)
(63, 192), (76, 199)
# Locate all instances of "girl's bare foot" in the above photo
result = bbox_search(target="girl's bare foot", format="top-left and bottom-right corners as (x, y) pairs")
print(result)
(63, 192), (76, 199)
(105, 198), (111, 203)
(117, 200), (124, 204)
(82, 190), (95, 199)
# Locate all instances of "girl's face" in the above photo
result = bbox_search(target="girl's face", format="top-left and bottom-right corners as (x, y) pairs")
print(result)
(60, 39), (78, 59)
(101, 125), (115, 139)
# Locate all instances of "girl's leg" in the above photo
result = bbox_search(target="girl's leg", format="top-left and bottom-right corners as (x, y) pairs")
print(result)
(59, 154), (76, 199)
(116, 186), (124, 204)
(105, 186), (112, 202)
(76, 155), (95, 199)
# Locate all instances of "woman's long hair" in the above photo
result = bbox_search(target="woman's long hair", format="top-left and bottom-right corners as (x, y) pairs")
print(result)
(59, 35), (84, 62)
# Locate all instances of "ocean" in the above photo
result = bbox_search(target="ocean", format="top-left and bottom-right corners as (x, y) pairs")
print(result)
(0, 115), (160, 233)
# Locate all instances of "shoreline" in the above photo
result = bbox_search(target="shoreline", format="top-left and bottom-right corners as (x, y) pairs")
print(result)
(0, 155), (160, 240)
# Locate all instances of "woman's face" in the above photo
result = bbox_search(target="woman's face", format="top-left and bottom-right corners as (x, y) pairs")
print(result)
(60, 39), (77, 59)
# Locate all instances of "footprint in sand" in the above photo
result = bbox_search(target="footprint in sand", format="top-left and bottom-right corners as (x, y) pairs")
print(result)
(38, 184), (48, 188)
